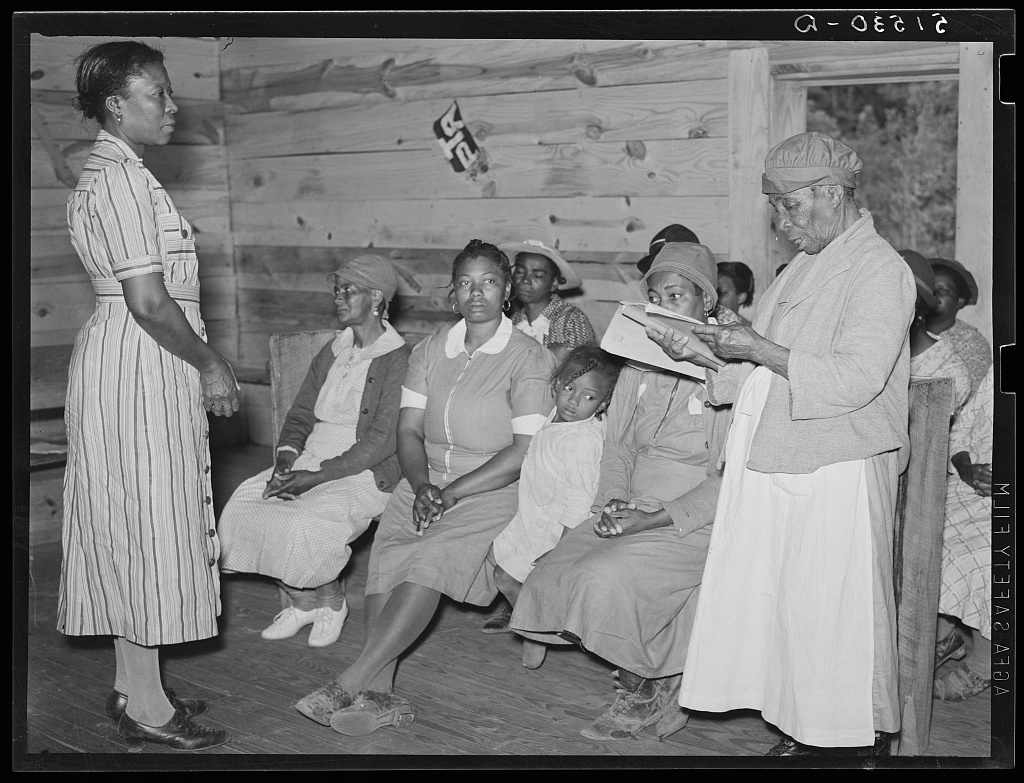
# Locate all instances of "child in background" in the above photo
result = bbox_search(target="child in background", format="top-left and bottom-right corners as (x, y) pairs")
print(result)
(486, 347), (623, 665)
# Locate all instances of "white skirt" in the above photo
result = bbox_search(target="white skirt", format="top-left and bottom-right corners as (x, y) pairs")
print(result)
(218, 421), (389, 589)
(679, 366), (898, 747)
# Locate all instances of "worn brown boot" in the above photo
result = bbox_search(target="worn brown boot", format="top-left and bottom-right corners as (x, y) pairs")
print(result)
(581, 678), (665, 740)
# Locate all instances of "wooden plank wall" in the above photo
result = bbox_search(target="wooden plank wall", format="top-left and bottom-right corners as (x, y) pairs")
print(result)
(221, 38), (743, 384)
(29, 37), (985, 428)
(28, 34), (235, 410)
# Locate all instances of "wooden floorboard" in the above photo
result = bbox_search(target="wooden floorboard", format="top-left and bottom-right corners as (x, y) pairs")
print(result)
(16, 443), (996, 767)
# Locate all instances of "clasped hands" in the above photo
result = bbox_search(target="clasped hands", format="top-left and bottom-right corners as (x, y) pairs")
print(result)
(593, 499), (662, 538)
(262, 451), (323, 500)
(412, 482), (457, 536)
(645, 320), (760, 364)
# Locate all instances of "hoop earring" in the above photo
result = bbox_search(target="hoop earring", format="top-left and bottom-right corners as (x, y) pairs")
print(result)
(452, 302), (458, 313)
(503, 299), (511, 312)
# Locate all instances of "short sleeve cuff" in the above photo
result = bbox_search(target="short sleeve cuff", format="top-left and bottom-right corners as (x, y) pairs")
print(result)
(400, 387), (428, 409)
(511, 413), (548, 436)
(112, 256), (164, 282)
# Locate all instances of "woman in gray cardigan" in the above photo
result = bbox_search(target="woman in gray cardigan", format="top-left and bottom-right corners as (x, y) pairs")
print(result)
(219, 255), (410, 649)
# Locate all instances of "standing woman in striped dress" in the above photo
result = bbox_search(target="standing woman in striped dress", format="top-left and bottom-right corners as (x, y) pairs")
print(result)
(59, 41), (237, 751)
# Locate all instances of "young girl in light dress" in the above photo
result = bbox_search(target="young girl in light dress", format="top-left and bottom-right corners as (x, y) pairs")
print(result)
(487, 346), (622, 665)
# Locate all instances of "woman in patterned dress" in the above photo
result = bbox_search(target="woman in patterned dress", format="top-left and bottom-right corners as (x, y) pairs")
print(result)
(932, 366), (995, 701)
(218, 255), (410, 650)
(295, 239), (556, 735)
(59, 41), (237, 751)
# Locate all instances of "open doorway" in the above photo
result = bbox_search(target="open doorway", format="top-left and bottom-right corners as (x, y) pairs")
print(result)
(770, 80), (960, 278)
(807, 82), (959, 259)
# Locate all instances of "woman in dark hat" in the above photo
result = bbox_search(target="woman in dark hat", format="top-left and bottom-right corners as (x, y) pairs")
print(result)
(218, 255), (410, 650)
(898, 251), (971, 415)
(635, 224), (701, 275)
(924, 257), (991, 396)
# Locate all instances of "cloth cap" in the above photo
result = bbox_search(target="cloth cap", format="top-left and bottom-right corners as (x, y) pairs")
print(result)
(503, 239), (582, 289)
(640, 242), (718, 310)
(898, 249), (939, 310)
(636, 224), (701, 275)
(330, 254), (398, 302)
(762, 132), (863, 195)
(929, 257), (978, 306)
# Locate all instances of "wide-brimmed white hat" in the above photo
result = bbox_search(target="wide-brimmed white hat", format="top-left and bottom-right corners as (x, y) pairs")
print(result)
(502, 239), (582, 290)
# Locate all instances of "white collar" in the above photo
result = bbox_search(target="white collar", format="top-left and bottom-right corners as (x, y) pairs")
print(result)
(544, 406), (605, 432)
(445, 315), (514, 358)
(333, 321), (405, 359)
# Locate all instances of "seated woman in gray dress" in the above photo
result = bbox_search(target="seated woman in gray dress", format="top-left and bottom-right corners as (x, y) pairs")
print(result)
(294, 239), (556, 736)
(509, 242), (736, 741)
(218, 255), (409, 649)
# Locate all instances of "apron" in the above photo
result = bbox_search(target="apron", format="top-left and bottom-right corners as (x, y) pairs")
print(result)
(679, 366), (879, 747)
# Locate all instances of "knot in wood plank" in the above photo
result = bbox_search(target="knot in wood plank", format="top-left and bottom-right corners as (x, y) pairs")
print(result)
(624, 140), (647, 160)
(569, 53), (597, 87)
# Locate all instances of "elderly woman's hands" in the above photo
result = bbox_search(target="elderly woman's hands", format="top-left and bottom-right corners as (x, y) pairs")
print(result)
(593, 499), (672, 538)
(644, 323), (704, 364)
(262, 469), (325, 501)
(648, 321), (792, 379)
(688, 322), (762, 362)
(273, 449), (298, 476)
(201, 356), (240, 417)
(647, 321), (756, 363)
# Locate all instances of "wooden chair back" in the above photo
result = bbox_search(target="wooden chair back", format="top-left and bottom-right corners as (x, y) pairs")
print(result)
(267, 330), (339, 609)
(268, 330), (338, 456)
(892, 376), (954, 756)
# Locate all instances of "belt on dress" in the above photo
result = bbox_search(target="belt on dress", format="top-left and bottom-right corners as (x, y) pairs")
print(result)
(91, 279), (201, 309)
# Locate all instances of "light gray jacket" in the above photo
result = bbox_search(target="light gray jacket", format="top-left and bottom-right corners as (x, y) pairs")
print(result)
(706, 211), (916, 474)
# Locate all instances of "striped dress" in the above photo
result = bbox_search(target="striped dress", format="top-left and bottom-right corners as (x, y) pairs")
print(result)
(58, 131), (221, 646)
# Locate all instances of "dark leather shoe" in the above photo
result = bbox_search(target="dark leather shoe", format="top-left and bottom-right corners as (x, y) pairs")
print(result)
(117, 707), (229, 751)
(105, 688), (209, 726)
(766, 731), (893, 757)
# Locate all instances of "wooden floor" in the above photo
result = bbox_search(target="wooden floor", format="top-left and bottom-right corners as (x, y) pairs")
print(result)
(15, 443), (997, 769)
